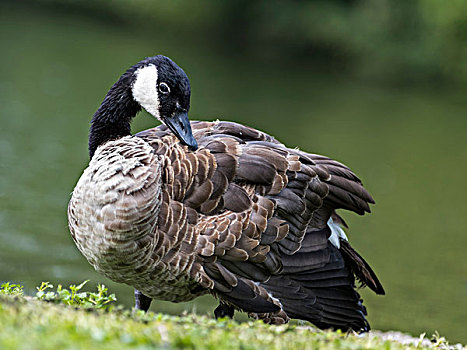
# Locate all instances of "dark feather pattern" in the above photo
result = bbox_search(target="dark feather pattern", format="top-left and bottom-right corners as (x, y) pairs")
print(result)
(340, 240), (385, 295)
(138, 121), (382, 331)
(70, 117), (384, 332)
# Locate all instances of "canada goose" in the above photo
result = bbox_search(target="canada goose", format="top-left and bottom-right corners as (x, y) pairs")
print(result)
(68, 55), (384, 332)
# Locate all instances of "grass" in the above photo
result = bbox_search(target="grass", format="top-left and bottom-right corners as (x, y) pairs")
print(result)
(0, 282), (462, 350)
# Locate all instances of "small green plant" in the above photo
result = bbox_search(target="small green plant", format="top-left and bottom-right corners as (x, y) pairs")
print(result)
(0, 282), (24, 296)
(35, 280), (116, 309)
(431, 331), (449, 347)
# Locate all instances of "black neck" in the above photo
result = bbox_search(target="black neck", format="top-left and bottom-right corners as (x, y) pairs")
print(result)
(88, 72), (141, 158)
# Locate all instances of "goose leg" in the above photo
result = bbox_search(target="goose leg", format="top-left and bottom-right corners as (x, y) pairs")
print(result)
(214, 302), (235, 319)
(134, 289), (152, 312)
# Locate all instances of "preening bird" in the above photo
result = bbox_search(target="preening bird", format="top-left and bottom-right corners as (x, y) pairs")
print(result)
(68, 55), (384, 332)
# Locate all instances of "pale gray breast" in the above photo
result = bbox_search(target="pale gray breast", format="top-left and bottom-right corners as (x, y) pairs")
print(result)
(68, 136), (163, 281)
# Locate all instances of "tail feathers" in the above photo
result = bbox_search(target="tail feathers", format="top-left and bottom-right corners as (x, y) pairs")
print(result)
(292, 247), (353, 290)
(260, 244), (371, 332)
(262, 275), (370, 332)
(340, 240), (385, 295)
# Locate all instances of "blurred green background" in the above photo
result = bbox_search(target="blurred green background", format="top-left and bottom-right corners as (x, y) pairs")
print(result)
(1, 0), (466, 343)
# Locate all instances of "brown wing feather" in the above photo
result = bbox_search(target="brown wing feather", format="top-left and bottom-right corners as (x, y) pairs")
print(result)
(134, 121), (380, 324)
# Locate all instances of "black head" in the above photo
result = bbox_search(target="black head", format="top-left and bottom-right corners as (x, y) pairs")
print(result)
(131, 55), (197, 150)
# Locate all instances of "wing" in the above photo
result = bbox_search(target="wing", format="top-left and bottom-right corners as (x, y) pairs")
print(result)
(136, 120), (382, 328)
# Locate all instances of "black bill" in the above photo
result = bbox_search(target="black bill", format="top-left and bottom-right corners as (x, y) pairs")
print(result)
(163, 111), (198, 151)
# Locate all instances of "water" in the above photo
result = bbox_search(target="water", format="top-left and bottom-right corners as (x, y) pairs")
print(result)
(1, 4), (466, 343)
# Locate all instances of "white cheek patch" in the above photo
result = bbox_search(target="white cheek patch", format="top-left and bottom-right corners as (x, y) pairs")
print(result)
(132, 65), (161, 120)
(327, 217), (348, 249)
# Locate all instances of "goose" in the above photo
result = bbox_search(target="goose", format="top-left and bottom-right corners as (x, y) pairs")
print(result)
(68, 55), (384, 332)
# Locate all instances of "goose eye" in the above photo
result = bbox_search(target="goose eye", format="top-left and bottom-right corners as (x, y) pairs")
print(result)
(159, 82), (170, 94)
